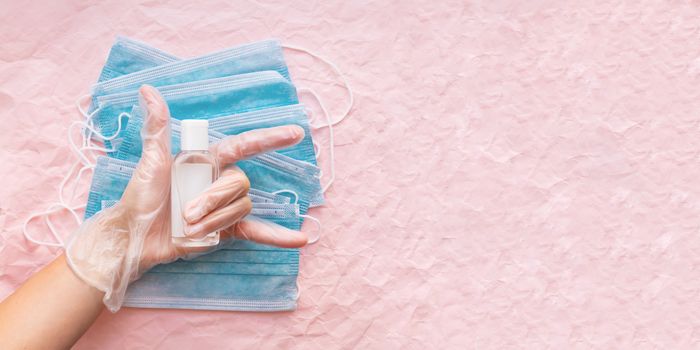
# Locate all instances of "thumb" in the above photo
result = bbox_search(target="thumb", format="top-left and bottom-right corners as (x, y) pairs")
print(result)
(121, 85), (172, 213)
(137, 85), (171, 168)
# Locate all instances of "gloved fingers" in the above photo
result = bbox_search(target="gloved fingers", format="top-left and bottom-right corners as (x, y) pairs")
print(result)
(183, 167), (249, 224)
(184, 196), (252, 239)
(211, 125), (304, 167)
(222, 217), (308, 248)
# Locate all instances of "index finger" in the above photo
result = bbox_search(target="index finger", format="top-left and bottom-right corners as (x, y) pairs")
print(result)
(211, 125), (305, 168)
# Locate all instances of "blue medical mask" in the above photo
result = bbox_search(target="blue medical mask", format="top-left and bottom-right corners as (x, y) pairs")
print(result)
(89, 37), (329, 200)
(88, 156), (306, 218)
(111, 107), (323, 212)
(125, 201), (303, 311)
(94, 38), (314, 165)
(125, 268), (299, 311)
(70, 201), (300, 311)
(93, 71), (298, 149)
(71, 39), (332, 312)
(239, 152), (323, 214)
(248, 188), (292, 204)
(87, 37), (349, 196)
(248, 202), (303, 229)
(93, 70), (297, 137)
(84, 158), (310, 308)
(115, 104), (315, 166)
(109, 116), (321, 212)
(207, 104), (317, 166)
(210, 130), (323, 212)
(126, 259), (299, 309)
(100, 188), (290, 212)
(97, 36), (178, 82)
(92, 39), (289, 99)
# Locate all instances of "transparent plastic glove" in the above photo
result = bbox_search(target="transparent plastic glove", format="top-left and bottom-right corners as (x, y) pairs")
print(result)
(66, 85), (308, 312)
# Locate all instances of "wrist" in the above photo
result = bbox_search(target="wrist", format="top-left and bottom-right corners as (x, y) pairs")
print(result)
(65, 205), (135, 312)
(56, 253), (106, 300)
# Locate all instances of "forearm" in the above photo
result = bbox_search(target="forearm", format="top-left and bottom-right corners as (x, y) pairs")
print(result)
(0, 254), (104, 350)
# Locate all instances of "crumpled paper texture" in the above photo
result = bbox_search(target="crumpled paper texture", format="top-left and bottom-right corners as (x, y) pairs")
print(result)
(2, 0), (700, 348)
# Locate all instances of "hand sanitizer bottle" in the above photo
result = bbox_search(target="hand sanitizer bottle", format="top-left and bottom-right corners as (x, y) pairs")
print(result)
(171, 119), (219, 247)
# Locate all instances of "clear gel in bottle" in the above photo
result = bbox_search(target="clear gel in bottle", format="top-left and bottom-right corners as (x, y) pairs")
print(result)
(171, 119), (219, 247)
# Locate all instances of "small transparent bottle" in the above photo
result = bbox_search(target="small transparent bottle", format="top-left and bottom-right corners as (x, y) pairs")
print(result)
(171, 119), (219, 247)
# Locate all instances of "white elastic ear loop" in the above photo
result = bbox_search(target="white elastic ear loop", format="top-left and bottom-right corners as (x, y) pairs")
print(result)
(23, 94), (106, 248)
(303, 105), (325, 132)
(312, 140), (322, 159)
(300, 92), (329, 181)
(271, 189), (322, 244)
(272, 189), (299, 204)
(282, 44), (354, 127)
(75, 94), (127, 148)
(304, 107), (326, 162)
(300, 214), (321, 244)
(68, 112), (129, 165)
(295, 280), (302, 300)
(22, 95), (102, 247)
(43, 202), (85, 245)
(23, 205), (66, 247)
(82, 111), (129, 142)
(304, 107), (323, 161)
(76, 94), (92, 120)
(23, 205), (77, 247)
(60, 163), (94, 206)
(23, 162), (94, 247)
(299, 88), (335, 192)
(76, 94), (98, 146)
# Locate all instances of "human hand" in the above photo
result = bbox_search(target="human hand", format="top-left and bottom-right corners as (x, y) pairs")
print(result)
(130, 85), (308, 269)
(66, 85), (308, 312)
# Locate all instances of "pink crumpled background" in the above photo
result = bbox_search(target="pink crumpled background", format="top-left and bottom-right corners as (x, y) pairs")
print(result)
(2, 0), (700, 348)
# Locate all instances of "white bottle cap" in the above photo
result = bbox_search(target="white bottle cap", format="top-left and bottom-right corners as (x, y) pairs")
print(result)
(180, 119), (209, 151)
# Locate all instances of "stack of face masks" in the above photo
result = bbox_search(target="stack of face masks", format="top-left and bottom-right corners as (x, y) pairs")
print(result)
(75, 37), (333, 311)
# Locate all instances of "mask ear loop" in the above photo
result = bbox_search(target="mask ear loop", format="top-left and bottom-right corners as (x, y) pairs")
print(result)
(271, 189), (321, 244)
(81, 111), (129, 143)
(298, 88), (335, 192)
(283, 44), (353, 192)
(272, 189), (299, 204)
(61, 164), (95, 206)
(76, 94), (92, 120)
(312, 140), (322, 160)
(295, 280), (302, 301)
(76, 94), (99, 147)
(75, 93), (129, 148)
(300, 214), (321, 245)
(69, 112), (129, 156)
(305, 107), (324, 160)
(23, 96), (120, 248)
(23, 165), (90, 248)
(43, 202), (85, 245)
(60, 110), (123, 232)
(282, 44), (354, 128)
(23, 162), (94, 248)
(23, 206), (70, 247)
(23, 208), (75, 247)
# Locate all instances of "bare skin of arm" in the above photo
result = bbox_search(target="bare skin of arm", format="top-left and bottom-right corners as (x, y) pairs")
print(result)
(0, 254), (104, 350)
